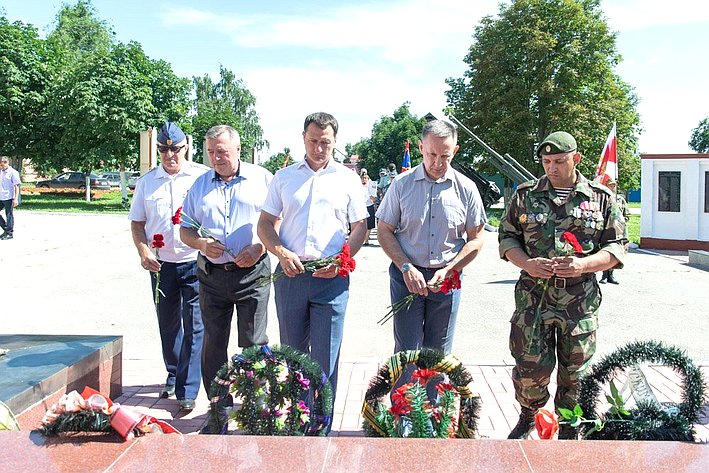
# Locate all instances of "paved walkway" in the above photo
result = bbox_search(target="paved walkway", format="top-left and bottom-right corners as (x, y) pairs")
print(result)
(3, 211), (708, 440)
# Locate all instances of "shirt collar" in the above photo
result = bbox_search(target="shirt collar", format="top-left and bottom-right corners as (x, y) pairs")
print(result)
(413, 163), (454, 183)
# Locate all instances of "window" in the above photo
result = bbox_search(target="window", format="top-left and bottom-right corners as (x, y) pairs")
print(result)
(705, 171), (709, 213)
(658, 171), (681, 212)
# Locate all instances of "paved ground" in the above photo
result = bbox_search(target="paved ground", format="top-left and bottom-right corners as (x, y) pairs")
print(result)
(2, 211), (708, 439)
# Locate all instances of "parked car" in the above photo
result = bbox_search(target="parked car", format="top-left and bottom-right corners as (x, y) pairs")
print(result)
(35, 172), (111, 191)
(127, 171), (141, 190)
(100, 172), (121, 187)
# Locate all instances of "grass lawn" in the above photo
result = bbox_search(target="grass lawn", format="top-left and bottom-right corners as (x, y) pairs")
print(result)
(18, 189), (132, 214)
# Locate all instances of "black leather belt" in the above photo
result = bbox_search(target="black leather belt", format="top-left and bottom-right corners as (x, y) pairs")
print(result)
(198, 253), (266, 273)
(550, 275), (589, 289)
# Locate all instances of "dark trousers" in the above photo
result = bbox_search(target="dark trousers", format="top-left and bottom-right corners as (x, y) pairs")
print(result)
(150, 260), (204, 400)
(197, 254), (271, 400)
(0, 199), (14, 235)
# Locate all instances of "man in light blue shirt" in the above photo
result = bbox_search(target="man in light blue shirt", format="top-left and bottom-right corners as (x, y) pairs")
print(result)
(180, 125), (273, 432)
(0, 156), (21, 240)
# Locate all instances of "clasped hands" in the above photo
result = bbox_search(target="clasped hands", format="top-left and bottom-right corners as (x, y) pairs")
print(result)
(403, 267), (449, 296)
(524, 256), (586, 279)
(202, 239), (263, 267)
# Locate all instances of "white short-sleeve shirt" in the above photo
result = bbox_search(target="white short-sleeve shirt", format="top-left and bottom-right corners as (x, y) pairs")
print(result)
(128, 161), (210, 263)
(262, 159), (368, 260)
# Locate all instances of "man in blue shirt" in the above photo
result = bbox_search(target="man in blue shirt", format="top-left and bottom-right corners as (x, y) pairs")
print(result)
(180, 125), (273, 432)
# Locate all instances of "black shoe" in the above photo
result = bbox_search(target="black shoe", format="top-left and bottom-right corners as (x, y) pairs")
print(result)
(558, 424), (578, 440)
(607, 276), (619, 284)
(507, 407), (537, 439)
(161, 384), (175, 398)
(0, 233), (12, 240)
(599, 279), (606, 284)
(179, 399), (196, 411)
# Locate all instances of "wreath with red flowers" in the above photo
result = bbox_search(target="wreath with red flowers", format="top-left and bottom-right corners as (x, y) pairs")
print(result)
(361, 348), (480, 438)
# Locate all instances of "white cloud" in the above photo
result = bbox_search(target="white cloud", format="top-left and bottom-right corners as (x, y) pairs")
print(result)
(603, 0), (709, 31)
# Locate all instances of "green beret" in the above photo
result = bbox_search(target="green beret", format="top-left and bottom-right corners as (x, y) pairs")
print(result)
(536, 131), (577, 157)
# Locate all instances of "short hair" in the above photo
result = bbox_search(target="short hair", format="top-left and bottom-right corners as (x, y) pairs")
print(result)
(304, 112), (338, 137)
(205, 125), (241, 144)
(0, 156), (9, 164)
(388, 163), (396, 171)
(422, 119), (457, 143)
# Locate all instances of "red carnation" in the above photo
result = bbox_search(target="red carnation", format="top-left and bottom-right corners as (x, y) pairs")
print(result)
(171, 207), (183, 225)
(561, 231), (583, 254)
(535, 409), (559, 440)
(151, 234), (165, 249)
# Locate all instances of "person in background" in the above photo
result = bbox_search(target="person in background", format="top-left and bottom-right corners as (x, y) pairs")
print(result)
(600, 177), (630, 284)
(179, 124), (273, 432)
(129, 122), (210, 411)
(498, 131), (627, 439)
(0, 156), (21, 240)
(376, 119), (486, 355)
(360, 169), (377, 246)
(258, 112), (368, 420)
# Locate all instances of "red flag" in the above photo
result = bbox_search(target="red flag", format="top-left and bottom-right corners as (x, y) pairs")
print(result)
(401, 139), (411, 172)
(594, 123), (617, 185)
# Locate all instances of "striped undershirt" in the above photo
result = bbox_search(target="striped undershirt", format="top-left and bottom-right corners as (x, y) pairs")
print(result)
(553, 187), (574, 202)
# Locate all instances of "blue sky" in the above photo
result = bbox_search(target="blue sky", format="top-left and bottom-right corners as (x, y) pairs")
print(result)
(3, 0), (708, 161)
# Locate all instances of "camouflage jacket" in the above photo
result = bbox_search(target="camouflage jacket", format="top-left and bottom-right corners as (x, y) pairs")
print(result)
(498, 172), (627, 271)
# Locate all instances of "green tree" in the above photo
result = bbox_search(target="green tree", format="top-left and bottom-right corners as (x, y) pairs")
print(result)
(43, 42), (157, 176)
(45, 0), (113, 65)
(445, 0), (641, 191)
(346, 103), (426, 176)
(689, 117), (709, 153)
(192, 66), (267, 162)
(0, 16), (54, 163)
(260, 147), (291, 175)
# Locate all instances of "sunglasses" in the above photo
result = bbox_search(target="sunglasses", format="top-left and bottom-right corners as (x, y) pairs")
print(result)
(157, 144), (187, 153)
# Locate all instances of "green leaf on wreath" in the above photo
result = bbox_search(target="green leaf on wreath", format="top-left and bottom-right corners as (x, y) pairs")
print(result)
(573, 404), (584, 417)
(558, 407), (574, 420)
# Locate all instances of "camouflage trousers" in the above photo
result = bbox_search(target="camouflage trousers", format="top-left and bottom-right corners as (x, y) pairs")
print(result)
(509, 276), (601, 412)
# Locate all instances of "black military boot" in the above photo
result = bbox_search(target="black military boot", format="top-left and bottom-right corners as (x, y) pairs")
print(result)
(557, 424), (578, 440)
(606, 270), (619, 284)
(507, 407), (537, 439)
(599, 270), (608, 283)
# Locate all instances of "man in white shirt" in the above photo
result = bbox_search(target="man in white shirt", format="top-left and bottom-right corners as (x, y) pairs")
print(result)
(128, 122), (210, 411)
(258, 112), (368, 420)
(0, 156), (21, 240)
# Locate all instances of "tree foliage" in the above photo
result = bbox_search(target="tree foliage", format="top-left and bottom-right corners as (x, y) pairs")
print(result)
(0, 16), (54, 161)
(688, 117), (709, 153)
(260, 147), (292, 175)
(346, 103), (426, 176)
(445, 0), (641, 191)
(192, 66), (267, 162)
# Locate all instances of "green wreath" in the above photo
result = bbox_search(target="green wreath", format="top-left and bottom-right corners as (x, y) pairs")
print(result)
(361, 348), (481, 438)
(208, 344), (333, 436)
(577, 340), (706, 441)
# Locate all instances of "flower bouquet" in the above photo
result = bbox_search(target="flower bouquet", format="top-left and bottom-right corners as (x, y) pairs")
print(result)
(208, 344), (333, 436)
(362, 348), (481, 438)
(377, 269), (461, 325)
(38, 386), (180, 441)
(172, 206), (236, 258)
(256, 243), (356, 287)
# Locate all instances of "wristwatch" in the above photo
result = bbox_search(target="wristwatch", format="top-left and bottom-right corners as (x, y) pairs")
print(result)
(401, 262), (413, 273)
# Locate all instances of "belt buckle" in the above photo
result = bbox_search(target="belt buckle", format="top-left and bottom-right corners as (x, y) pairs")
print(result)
(223, 262), (237, 271)
(554, 277), (566, 289)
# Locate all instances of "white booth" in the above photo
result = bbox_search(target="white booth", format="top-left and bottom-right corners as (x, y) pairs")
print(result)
(640, 153), (709, 250)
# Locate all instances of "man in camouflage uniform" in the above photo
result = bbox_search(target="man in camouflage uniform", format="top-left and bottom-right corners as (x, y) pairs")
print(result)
(600, 177), (630, 284)
(498, 131), (627, 439)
